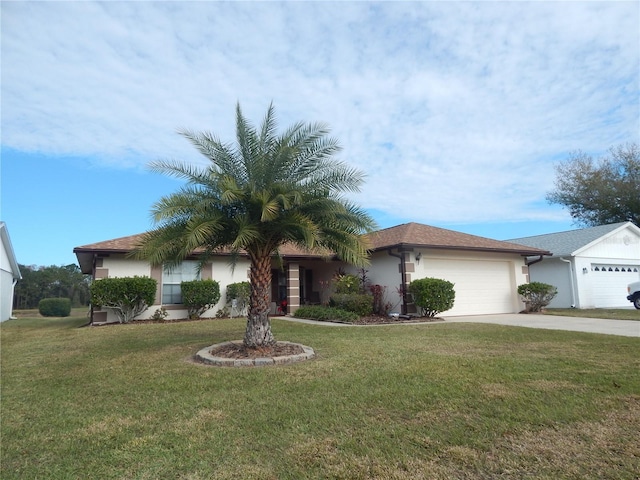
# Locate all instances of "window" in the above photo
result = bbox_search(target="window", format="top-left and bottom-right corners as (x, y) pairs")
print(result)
(162, 261), (200, 304)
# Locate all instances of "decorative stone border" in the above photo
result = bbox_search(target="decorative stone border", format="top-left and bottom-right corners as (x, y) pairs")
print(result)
(195, 340), (315, 367)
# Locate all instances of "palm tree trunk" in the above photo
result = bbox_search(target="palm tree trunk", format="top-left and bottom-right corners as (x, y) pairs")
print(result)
(244, 254), (276, 348)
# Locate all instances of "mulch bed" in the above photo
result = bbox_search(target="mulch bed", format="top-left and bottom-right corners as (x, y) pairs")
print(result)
(350, 315), (444, 325)
(209, 342), (304, 359)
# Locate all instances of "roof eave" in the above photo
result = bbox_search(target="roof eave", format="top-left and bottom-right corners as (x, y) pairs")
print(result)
(371, 243), (550, 257)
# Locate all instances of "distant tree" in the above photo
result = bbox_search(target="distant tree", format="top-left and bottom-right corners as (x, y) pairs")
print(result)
(546, 143), (640, 227)
(13, 264), (90, 309)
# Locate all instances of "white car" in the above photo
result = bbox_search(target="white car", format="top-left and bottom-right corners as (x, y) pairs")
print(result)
(627, 281), (640, 309)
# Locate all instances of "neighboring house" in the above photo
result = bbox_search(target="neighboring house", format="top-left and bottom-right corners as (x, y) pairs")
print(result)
(508, 222), (640, 308)
(1, 222), (22, 322)
(74, 222), (549, 324)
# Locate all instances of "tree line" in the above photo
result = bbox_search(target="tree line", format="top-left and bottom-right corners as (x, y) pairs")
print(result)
(13, 264), (91, 310)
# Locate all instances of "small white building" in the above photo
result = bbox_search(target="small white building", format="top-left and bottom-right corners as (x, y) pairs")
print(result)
(509, 222), (640, 308)
(1, 222), (22, 321)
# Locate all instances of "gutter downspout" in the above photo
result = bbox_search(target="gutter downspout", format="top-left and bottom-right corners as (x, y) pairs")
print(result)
(388, 248), (407, 315)
(526, 255), (545, 267)
(559, 257), (577, 308)
(9, 278), (19, 320)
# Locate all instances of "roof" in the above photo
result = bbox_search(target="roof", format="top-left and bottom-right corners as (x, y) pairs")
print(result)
(507, 222), (636, 257)
(73, 233), (336, 273)
(0, 222), (22, 280)
(364, 222), (550, 256)
(74, 222), (550, 273)
(73, 233), (332, 257)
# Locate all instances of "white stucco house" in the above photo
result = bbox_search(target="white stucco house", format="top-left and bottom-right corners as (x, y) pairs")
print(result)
(74, 222), (549, 324)
(1, 222), (22, 322)
(509, 222), (640, 308)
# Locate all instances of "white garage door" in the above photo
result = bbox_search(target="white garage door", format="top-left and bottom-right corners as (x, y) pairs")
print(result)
(423, 259), (514, 316)
(590, 264), (640, 308)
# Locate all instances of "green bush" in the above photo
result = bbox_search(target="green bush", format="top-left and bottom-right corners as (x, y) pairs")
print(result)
(409, 277), (456, 317)
(226, 281), (250, 315)
(90, 276), (157, 323)
(181, 279), (221, 319)
(294, 305), (359, 322)
(38, 298), (72, 317)
(329, 293), (373, 316)
(334, 274), (361, 294)
(517, 282), (558, 312)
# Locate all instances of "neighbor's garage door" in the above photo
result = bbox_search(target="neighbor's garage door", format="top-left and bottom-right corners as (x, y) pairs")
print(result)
(590, 264), (640, 308)
(423, 259), (514, 316)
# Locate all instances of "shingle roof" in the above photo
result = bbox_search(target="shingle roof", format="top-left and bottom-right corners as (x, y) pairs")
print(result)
(73, 233), (330, 257)
(74, 222), (549, 273)
(73, 233), (335, 273)
(364, 222), (549, 255)
(507, 222), (630, 257)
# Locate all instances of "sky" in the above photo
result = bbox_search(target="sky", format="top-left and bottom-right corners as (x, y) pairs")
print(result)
(1, 1), (639, 268)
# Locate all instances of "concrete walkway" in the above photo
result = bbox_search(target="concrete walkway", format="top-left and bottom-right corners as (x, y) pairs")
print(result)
(276, 314), (640, 337)
(443, 314), (640, 337)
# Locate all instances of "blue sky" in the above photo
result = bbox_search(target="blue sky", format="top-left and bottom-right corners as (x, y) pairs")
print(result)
(1, 1), (638, 267)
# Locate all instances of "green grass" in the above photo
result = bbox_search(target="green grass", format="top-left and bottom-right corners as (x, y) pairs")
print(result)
(545, 308), (640, 321)
(2, 315), (639, 479)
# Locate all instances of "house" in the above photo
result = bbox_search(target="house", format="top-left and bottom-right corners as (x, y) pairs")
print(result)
(508, 222), (640, 308)
(363, 223), (549, 316)
(1, 222), (22, 322)
(73, 223), (549, 324)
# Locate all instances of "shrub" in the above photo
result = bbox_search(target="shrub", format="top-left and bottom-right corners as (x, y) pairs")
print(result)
(409, 277), (456, 317)
(517, 282), (558, 312)
(329, 293), (373, 316)
(38, 298), (71, 317)
(334, 274), (361, 294)
(370, 284), (393, 315)
(181, 279), (221, 319)
(150, 307), (169, 321)
(294, 305), (359, 323)
(226, 281), (250, 316)
(90, 276), (157, 323)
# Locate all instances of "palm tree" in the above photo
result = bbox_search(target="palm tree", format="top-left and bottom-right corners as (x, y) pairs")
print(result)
(134, 103), (376, 348)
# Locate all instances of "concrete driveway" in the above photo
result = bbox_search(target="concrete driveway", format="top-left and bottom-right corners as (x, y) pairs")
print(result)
(443, 313), (640, 337)
(279, 314), (640, 337)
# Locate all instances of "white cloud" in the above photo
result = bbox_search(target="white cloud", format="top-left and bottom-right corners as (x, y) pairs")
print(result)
(2, 1), (638, 224)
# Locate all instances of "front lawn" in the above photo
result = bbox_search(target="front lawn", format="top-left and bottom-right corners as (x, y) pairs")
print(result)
(2, 315), (639, 479)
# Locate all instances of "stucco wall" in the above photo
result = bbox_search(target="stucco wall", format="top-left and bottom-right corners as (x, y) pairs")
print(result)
(350, 249), (529, 316)
(92, 254), (252, 323)
(1, 232), (19, 322)
(1, 269), (16, 321)
(528, 258), (575, 308)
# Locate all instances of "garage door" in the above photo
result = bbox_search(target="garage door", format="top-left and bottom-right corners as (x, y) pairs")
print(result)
(423, 259), (514, 316)
(590, 264), (640, 308)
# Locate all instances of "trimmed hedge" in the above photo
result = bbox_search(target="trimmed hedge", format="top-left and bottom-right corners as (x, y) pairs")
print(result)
(294, 305), (359, 323)
(517, 282), (558, 312)
(409, 277), (456, 317)
(38, 298), (72, 317)
(90, 276), (157, 323)
(181, 279), (221, 319)
(329, 293), (373, 316)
